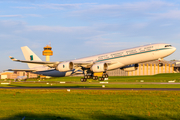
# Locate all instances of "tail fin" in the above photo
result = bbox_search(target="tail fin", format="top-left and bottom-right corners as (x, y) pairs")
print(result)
(21, 46), (43, 69)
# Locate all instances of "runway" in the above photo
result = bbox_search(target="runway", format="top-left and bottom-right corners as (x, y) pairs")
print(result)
(0, 87), (180, 91)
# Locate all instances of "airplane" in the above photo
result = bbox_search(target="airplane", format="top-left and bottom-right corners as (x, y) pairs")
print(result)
(6, 43), (176, 82)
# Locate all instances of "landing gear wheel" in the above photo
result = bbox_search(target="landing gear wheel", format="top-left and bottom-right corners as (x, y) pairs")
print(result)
(81, 78), (87, 82)
(99, 77), (104, 81)
(84, 75), (91, 79)
(84, 75), (88, 79)
(93, 76), (98, 80)
(87, 75), (91, 79)
(102, 73), (109, 78)
(84, 78), (87, 82)
(81, 78), (84, 82)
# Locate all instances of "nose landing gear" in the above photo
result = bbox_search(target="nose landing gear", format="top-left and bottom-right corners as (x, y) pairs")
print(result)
(159, 63), (163, 67)
(158, 58), (164, 67)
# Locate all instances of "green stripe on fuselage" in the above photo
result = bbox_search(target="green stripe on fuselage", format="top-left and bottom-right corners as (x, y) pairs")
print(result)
(96, 48), (171, 62)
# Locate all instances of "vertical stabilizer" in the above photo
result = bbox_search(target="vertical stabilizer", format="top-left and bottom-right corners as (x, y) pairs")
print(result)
(21, 46), (43, 69)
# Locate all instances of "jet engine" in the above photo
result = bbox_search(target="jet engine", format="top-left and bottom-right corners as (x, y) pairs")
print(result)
(120, 64), (138, 72)
(56, 62), (74, 72)
(91, 63), (108, 72)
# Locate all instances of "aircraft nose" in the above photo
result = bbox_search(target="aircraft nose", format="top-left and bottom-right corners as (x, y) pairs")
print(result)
(172, 47), (176, 53)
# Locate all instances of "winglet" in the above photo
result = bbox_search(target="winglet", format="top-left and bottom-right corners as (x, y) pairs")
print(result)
(9, 56), (16, 61)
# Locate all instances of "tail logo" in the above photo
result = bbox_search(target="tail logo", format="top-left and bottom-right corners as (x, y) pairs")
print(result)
(10, 57), (14, 60)
(30, 55), (33, 61)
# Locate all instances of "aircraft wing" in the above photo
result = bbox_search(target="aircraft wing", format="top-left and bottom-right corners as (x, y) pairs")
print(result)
(9, 56), (94, 67)
(73, 61), (116, 65)
(4, 69), (36, 72)
(9, 56), (116, 68)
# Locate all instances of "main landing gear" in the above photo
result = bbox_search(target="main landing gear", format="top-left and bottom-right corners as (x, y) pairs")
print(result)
(80, 75), (92, 82)
(80, 73), (109, 82)
(93, 76), (98, 80)
(80, 78), (87, 82)
(98, 73), (109, 81)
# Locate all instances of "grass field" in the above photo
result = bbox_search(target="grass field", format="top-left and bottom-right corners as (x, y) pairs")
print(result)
(2, 73), (180, 83)
(29, 73), (180, 82)
(0, 74), (180, 120)
(0, 73), (180, 82)
(0, 89), (180, 120)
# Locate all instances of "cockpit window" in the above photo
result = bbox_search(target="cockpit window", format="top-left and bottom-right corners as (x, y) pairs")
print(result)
(165, 45), (172, 47)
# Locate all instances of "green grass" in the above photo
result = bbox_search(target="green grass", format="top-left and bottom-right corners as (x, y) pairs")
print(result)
(24, 73), (180, 82)
(0, 89), (180, 120)
(109, 73), (180, 82)
(1, 73), (180, 83)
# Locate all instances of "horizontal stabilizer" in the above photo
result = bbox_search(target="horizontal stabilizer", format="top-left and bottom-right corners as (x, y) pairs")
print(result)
(9, 56), (58, 64)
(9, 56), (116, 69)
(4, 69), (36, 72)
(9, 56), (60, 68)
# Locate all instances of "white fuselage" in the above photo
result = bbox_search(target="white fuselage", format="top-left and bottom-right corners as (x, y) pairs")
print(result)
(35, 43), (176, 77)
(72, 43), (176, 69)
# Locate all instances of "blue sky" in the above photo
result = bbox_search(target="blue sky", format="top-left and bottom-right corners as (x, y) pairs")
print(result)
(1, 0), (180, 71)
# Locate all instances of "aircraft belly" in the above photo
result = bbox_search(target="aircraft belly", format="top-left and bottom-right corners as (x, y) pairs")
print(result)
(35, 70), (66, 77)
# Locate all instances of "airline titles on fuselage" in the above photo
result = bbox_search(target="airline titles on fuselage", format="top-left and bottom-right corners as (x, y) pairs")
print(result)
(97, 46), (154, 60)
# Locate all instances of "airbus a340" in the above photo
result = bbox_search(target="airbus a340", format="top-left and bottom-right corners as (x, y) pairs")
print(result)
(7, 43), (176, 82)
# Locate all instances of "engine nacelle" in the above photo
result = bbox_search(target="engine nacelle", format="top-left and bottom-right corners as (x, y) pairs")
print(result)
(91, 63), (108, 73)
(56, 62), (74, 72)
(120, 64), (139, 72)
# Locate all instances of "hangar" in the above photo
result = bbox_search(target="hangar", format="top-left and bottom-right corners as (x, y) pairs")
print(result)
(173, 61), (180, 73)
(107, 60), (176, 76)
(0, 71), (38, 80)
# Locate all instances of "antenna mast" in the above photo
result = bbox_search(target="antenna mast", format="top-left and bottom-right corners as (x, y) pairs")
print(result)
(49, 41), (51, 46)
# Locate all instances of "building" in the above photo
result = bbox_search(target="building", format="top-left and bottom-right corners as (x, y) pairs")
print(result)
(172, 60), (180, 73)
(0, 72), (14, 79)
(107, 60), (175, 76)
(43, 45), (53, 61)
(0, 71), (38, 79)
